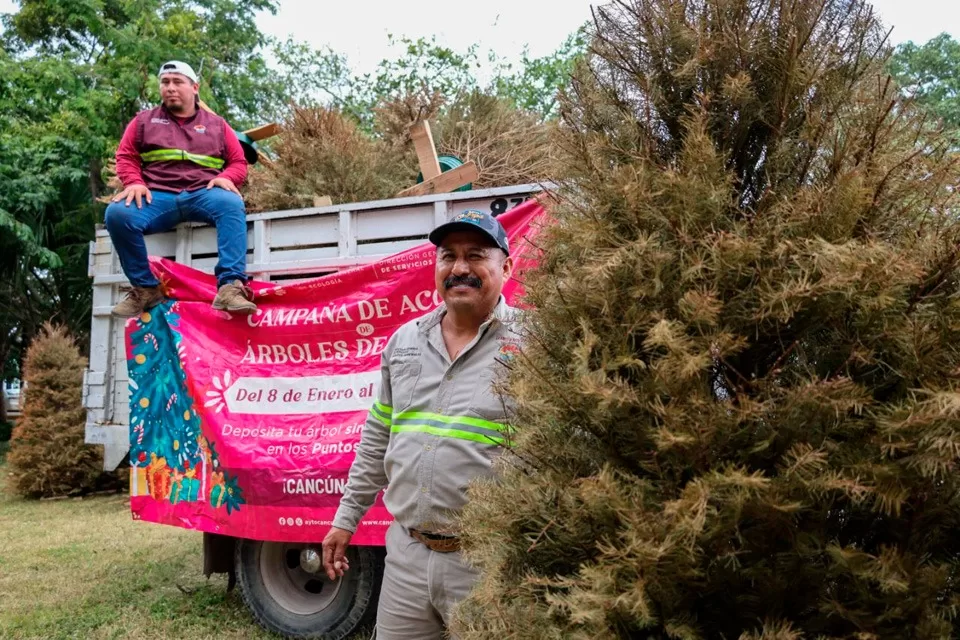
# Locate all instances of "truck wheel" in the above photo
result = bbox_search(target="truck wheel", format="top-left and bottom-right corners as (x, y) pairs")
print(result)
(235, 539), (384, 639)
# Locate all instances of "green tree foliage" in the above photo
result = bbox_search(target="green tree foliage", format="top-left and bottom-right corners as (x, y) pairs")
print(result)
(7, 324), (102, 497)
(345, 36), (482, 128)
(490, 30), (587, 119)
(268, 38), (355, 111)
(456, 1), (960, 638)
(890, 33), (960, 130)
(278, 33), (587, 131)
(4, 0), (281, 126)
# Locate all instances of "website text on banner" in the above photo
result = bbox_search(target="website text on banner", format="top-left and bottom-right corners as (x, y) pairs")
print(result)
(125, 199), (545, 545)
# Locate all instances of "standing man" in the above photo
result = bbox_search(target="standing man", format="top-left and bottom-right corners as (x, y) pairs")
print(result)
(105, 60), (255, 317)
(322, 210), (520, 639)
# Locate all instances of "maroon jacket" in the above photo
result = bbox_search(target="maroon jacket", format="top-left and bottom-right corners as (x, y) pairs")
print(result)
(115, 105), (247, 193)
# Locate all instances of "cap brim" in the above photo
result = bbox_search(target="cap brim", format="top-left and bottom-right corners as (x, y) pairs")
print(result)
(428, 221), (507, 254)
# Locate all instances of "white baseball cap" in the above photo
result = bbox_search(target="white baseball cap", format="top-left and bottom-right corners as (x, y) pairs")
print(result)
(158, 60), (199, 84)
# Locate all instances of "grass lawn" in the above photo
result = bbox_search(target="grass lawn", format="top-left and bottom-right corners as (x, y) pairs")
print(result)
(0, 451), (371, 640)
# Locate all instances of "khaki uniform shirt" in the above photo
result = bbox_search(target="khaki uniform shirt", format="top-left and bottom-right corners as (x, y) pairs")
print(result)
(332, 297), (521, 534)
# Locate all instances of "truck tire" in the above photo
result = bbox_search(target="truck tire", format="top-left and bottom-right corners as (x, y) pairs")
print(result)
(235, 539), (384, 639)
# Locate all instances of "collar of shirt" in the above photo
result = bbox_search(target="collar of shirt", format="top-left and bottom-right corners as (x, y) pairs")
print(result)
(160, 103), (199, 125)
(419, 296), (510, 365)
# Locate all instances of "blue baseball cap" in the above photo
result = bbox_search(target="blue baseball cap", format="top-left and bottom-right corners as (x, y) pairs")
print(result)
(429, 209), (510, 256)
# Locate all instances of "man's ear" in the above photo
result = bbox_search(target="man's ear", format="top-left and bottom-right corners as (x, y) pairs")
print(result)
(502, 255), (514, 280)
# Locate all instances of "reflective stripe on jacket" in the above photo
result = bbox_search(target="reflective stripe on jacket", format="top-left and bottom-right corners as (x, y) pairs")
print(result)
(333, 297), (522, 534)
(139, 148), (225, 169)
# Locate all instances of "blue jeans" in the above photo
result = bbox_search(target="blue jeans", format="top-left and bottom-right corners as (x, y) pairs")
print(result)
(105, 187), (247, 288)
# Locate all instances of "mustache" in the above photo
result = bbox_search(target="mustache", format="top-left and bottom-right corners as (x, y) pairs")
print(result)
(444, 275), (482, 289)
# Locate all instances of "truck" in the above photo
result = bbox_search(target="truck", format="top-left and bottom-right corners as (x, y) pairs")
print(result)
(83, 183), (544, 639)
(3, 379), (21, 421)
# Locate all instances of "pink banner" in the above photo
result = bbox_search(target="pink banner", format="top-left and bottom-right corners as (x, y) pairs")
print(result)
(125, 199), (544, 544)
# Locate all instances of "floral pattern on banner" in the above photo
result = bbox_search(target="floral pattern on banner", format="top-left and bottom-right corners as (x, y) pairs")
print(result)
(127, 301), (245, 513)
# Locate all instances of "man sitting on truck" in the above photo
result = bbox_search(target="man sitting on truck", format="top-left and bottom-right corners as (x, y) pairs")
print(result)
(105, 60), (256, 318)
(322, 209), (519, 640)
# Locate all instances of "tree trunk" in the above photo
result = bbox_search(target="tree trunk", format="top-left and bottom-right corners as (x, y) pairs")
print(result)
(0, 342), (9, 424)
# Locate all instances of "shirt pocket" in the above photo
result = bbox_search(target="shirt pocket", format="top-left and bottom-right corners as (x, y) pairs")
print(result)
(467, 368), (506, 420)
(389, 361), (422, 413)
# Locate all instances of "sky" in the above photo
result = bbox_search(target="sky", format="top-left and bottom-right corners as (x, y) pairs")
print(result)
(0, 0), (955, 75)
(254, 0), (960, 78)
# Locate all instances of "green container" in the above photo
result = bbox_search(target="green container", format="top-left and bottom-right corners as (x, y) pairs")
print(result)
(416, 155), (472, 192)
(234, 130), (259, 165)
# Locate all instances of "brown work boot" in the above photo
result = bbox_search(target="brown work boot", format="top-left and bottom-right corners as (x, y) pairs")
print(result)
(212, 280), (257, 314)
(112, 286), (165, 318)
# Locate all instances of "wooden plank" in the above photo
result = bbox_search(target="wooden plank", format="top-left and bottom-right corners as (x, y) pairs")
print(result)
(266, 246), (340, 264)
(244, 123), (281, 141)
(143, 233), (178, 259)
(256, 150), (274, 167)
(411, 121), (441, 180)
(198, 99), (217, 115)
(175, 225), (192, 264)
(338, 209), (357, 258)
(184, 226), (254, 255)
(253, 219), (268, 269)
(270, 215), (338, 248)
(357, 238), (426, 257)
(189, 257), (223, 272)
(434, 200), (448, 228)
(397, 161), (479, 198)
(87, 241), (97, 277)
(313, 195), (333, 207)
(355, 206), (434, 240)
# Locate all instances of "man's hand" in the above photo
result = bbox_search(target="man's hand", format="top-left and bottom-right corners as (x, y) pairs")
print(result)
(321, 526), (353, 580)
(113, 184), (152, 209)
(206, 177), (241, 195)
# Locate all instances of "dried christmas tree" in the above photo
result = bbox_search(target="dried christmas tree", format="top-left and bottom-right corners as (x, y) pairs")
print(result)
(456, 1), (960, 639)
(432, 89), (557, 188)
(376, 89), (557, 188)
(7, 324), (102, 497)
(243, 106), (416, 211)
(245, 90), (558, 212)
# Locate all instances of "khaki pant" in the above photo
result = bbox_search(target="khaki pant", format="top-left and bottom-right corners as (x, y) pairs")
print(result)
(375, 522), (479, 640)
